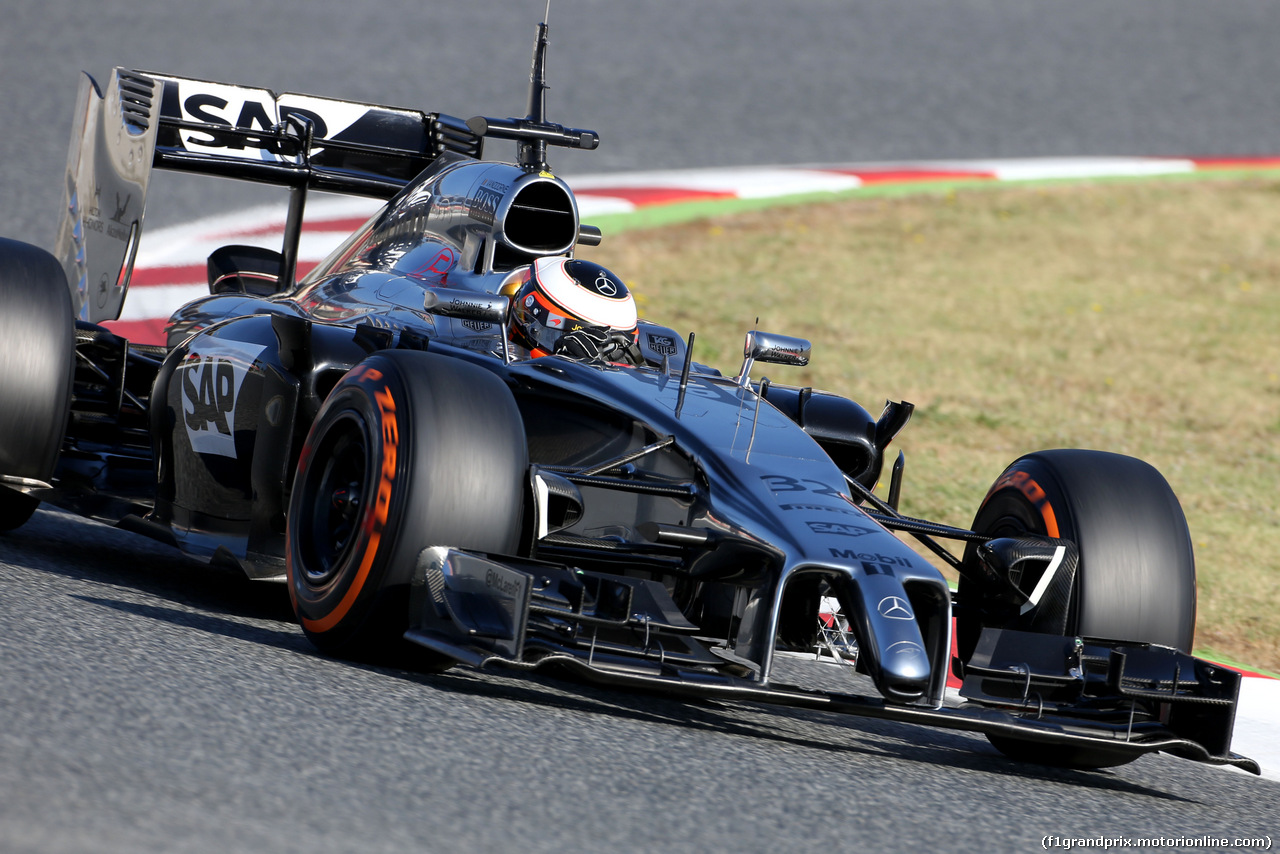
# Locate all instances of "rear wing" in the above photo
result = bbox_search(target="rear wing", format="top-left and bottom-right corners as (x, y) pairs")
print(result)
(54, 68), (482, 322)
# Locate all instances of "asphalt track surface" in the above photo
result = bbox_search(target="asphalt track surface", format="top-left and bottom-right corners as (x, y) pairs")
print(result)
(2, 2), (1279, 852)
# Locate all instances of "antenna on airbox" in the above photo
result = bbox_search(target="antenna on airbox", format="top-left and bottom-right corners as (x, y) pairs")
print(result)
(528, 1), (552, 123)
(523, 0), (553, 169)
(465, 1), (599, 173)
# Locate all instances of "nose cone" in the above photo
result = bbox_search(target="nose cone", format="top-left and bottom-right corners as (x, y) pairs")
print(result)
(879, 640), (932, 701)
(837, 571), (934, 703)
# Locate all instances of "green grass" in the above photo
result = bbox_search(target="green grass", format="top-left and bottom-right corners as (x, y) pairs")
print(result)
(586, 176), (1280, 672)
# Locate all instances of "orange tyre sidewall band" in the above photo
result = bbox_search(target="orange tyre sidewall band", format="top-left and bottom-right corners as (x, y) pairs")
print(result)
(984, 470), (1060, 538)
(291, 368), (399, 633)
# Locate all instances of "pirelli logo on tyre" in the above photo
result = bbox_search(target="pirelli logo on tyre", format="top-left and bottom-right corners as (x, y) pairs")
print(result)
(371, 384), (397, 534)
(348, 363), (398, 535)
(988, 469), (1060, 537)
(293, 361), (403, 635)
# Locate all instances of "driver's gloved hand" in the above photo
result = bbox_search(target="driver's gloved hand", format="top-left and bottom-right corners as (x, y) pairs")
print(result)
(555, 325), (644, 365)
(554, 325), (613, 361)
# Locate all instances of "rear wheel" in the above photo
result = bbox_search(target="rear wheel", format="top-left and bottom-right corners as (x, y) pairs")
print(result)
(287, 351), (527, 665)
(960, 449), (1196, 769)
(0, 239), (75, 530)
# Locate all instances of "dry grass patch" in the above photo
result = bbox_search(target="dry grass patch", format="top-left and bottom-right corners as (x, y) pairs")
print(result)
(586, 177), (1280, 672)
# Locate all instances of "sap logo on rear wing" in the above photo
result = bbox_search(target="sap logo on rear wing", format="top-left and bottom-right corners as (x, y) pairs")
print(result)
(150, 75), (418, 162)
(180, 94), (328, 149)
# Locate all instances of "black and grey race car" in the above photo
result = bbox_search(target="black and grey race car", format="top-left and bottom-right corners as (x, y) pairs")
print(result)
(0, 17), (1258, 775)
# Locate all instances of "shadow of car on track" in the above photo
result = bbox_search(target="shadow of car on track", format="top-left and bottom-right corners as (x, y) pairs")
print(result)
(0, 507), (297, 623)
(71, 594), (308, 653)
(0, 507), (1219, 802)
(400, 664), (1202, 804)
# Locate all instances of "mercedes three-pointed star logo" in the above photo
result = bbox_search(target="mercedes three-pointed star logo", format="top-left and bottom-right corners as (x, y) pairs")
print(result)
(877, 595), (914, 620)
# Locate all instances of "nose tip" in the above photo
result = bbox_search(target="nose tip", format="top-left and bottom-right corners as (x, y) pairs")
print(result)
(878, 640), (931, 701)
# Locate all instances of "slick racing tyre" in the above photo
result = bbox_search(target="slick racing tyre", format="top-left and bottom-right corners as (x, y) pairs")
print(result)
(0, 239), (75, 531)
(959, 449), (1196, 769)
(287, 351), (527, 664)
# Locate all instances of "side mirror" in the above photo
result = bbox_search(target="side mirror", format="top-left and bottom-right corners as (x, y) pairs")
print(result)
(737, 330), (811, 387)
(207, 245), (287, 296)
(423, 287), (514, 362)
(422, 288), (512, 325)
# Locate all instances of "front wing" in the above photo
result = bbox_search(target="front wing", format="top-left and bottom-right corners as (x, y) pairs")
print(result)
(404, 547), (1259, 774)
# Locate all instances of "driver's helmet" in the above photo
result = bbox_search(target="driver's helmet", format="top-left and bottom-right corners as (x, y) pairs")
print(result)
(509, 257), (640, 361)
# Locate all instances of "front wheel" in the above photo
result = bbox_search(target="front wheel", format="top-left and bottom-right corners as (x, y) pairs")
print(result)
(286, 351), (528, 664)
(959, 449), (1196, 769)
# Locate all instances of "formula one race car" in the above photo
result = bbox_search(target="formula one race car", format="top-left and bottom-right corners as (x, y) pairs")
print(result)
(0, 16), (1257, 775)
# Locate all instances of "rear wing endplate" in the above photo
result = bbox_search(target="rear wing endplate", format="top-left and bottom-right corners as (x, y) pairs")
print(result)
(55, 70), (157, 323)
(55, 68), (482, 322)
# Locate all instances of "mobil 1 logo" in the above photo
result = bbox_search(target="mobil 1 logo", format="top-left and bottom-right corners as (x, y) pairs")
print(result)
(178, 338), (267, 458)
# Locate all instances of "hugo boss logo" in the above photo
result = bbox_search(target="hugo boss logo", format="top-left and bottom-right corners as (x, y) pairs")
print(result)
(467, 187), (503, 226)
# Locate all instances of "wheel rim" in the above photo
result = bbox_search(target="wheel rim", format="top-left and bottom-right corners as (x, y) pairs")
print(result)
(299, 411), (370, 587)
